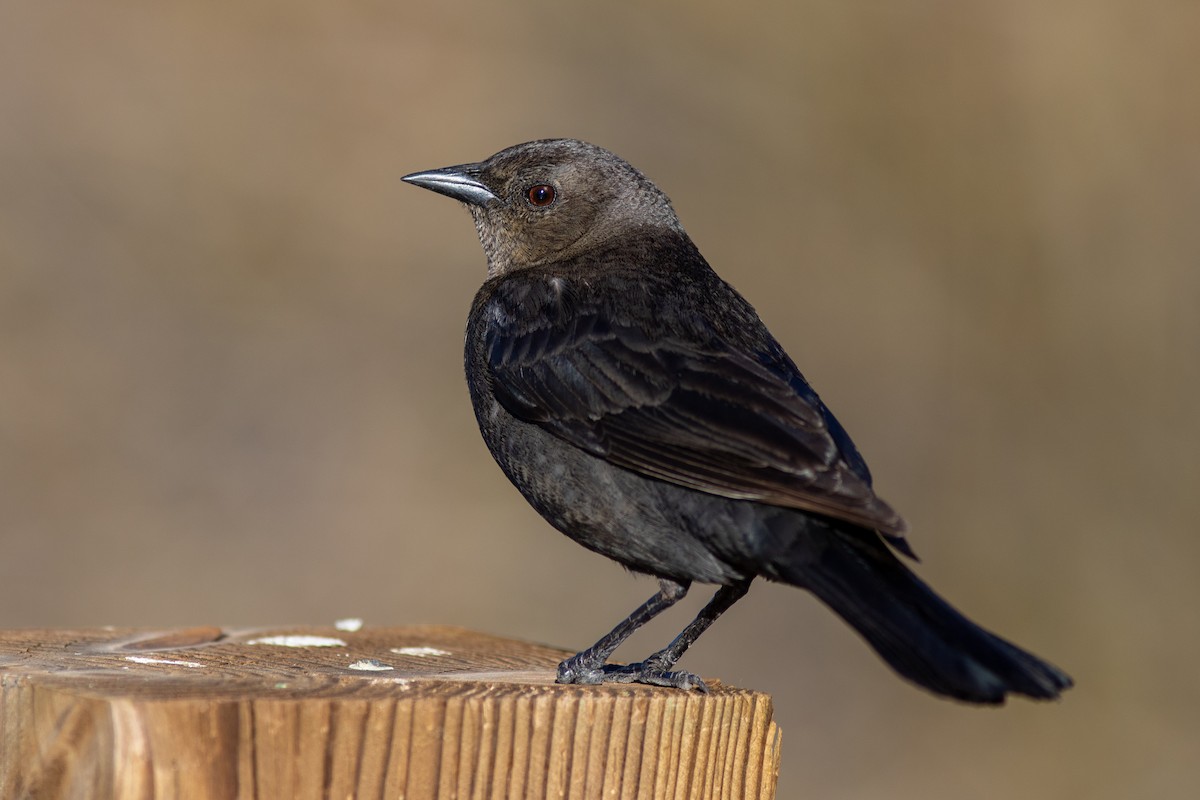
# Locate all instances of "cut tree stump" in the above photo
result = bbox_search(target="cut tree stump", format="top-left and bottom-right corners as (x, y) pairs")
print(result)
(0, 625), (780, 799)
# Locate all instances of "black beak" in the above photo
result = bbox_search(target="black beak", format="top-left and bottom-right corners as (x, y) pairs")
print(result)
(402, 163), (499, 207)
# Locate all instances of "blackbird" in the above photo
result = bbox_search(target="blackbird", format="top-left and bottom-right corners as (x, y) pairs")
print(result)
(403, 139), (1072, 703)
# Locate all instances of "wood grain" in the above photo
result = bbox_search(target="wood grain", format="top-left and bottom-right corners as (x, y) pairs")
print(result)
(0, 625), (780, 799)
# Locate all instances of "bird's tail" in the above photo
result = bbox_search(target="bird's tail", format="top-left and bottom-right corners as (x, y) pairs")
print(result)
(773, 526), (1073, 704)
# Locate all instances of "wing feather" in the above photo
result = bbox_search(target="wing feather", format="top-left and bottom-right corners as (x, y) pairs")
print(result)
(482, 281), (907, 535)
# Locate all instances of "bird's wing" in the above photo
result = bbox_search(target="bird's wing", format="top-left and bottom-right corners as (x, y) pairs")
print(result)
(481, 285), (907, 536)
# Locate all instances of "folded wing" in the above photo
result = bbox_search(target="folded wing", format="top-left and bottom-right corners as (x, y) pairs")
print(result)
(483, 288), (907, 537)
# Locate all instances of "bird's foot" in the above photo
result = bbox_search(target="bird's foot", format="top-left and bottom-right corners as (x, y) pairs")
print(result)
(602, 662), (710, 692)
(556, 651), (707, 692)
(556, 652), (606, 685)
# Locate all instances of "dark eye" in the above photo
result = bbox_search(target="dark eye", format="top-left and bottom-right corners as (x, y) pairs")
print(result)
(527, 184), (556, 207)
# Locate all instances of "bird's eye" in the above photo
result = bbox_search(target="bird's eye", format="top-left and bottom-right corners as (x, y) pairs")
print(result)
(527, 184), (556, 207)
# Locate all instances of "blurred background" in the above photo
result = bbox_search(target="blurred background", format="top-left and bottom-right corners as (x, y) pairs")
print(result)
(2, 1), (1196, 797)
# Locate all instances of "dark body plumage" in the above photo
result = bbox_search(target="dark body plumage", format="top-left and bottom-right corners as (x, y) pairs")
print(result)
(404, 139), (1072, 703)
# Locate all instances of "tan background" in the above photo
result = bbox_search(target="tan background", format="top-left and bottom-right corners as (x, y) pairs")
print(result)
(2, 2), (1196, 797)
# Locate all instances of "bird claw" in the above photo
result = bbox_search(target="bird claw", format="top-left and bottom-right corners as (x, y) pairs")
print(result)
(556, 653), (605, 685)
(602, 663), (710, 692)
(557, 653), (708, 692)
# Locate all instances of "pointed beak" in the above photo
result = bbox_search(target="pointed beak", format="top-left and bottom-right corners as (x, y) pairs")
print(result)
(402, 163), (499, 207)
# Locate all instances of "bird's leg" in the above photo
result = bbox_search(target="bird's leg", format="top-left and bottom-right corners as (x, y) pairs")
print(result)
(603, 579), (752, 692)
(557, 577), (689, 686)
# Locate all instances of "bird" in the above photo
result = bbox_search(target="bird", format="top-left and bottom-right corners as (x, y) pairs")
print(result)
(402, 138), (1072, 703)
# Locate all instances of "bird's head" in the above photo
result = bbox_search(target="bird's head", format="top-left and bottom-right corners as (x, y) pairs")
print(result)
(404, 139), (684, 276)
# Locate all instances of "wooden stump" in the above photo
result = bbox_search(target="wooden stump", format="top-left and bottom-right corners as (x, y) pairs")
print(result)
(0, 625), (780, 799)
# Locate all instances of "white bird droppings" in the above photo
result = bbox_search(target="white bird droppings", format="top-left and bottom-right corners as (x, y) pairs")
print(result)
(390, 646), (450, 657)
(348, 659), (394, 672)
(247, 635), (346, 648)
(123, 656), (203, 668)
